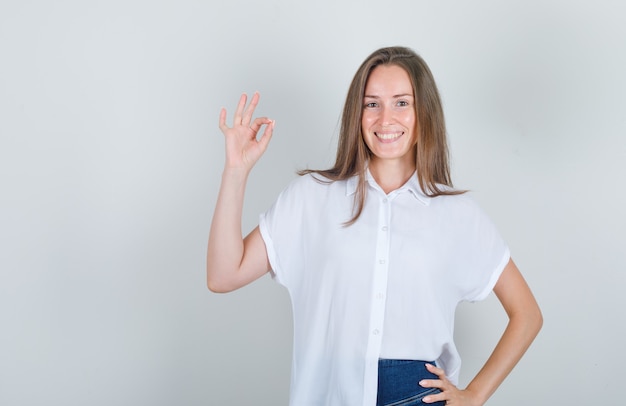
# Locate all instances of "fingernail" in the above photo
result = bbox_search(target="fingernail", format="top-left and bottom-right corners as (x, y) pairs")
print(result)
(419, 380), (426, 386)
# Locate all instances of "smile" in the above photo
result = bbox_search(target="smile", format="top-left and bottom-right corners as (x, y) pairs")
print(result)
(375, 132), (403, 140)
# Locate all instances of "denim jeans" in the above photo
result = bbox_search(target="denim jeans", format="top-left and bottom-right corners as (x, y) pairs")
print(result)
(377, 359), (445, 406)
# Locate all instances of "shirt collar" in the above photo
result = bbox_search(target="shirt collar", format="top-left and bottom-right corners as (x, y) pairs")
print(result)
(345, 168), (432, 206)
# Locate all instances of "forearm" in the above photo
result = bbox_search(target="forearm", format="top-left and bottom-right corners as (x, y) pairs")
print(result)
(206, 168), (249, 292)
(465, 305), (543, 404)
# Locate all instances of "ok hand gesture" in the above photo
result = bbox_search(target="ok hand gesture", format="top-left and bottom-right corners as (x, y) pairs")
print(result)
(218, 92), (274, 173)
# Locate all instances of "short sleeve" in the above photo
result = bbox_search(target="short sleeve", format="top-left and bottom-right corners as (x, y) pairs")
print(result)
(452, 195), (511, 303)
(258, 176), (309, 288)
(469, 245), (510, 302)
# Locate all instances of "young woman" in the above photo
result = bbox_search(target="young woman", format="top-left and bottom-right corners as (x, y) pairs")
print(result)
(207, 46), (542, 406)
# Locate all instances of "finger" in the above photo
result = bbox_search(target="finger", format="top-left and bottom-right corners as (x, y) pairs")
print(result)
(419, 379), (444, 390)
(218, 107), (228, 132)
(422, 391), (447, 404)
(256, 119), (275, 151)
(241, 91), (260, 126)
(425, 363), (446, 379)
(233, 93), (248, 125)
(250, 116), (271, 133)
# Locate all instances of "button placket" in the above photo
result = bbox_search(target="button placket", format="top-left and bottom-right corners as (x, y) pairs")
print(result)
(362, 193), (393, 403)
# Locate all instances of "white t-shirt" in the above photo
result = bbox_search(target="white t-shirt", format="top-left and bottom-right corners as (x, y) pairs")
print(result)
(259, 170), (510, 406)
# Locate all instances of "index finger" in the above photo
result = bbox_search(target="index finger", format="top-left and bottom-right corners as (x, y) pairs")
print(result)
(425, 363), (447, 380)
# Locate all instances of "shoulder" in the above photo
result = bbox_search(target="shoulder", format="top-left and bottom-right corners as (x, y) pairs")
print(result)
(429, 191), (489, 219)
(429, 189), (477, 207)
(263, 173), (352, 225)
(268, 174), (346, 212)
(282, 172), (346, 196)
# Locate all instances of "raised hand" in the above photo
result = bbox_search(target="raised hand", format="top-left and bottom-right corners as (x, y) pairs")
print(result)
(218, 92), (274, 172)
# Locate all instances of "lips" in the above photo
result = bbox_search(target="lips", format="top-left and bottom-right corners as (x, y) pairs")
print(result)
(374, 131), (403, 140)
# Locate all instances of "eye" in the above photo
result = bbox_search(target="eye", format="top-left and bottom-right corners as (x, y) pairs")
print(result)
(397, 100), (410, 107)
(364, 101), (378, 108)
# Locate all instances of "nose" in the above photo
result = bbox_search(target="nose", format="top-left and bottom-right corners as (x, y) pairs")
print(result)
(381, 105), (394, 125)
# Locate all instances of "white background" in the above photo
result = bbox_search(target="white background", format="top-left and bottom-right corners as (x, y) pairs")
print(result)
(1, 0), (625, 404)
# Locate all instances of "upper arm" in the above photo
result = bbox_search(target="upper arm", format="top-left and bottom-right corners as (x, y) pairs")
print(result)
(210, 226), (271, 293)
(240, 225), (272, 283)
(493, 259), (542, 324)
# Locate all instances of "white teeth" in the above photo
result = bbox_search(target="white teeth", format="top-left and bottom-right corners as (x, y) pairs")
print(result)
(375, 132), (402, 140)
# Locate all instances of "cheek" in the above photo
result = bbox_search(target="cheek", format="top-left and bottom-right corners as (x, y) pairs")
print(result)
(401, 112), (416, 126)
(361, 114), (373, 128)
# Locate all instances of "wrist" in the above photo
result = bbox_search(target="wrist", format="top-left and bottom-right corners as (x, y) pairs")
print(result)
(462, 386), (488, 406)
(222, 165), (251, 180)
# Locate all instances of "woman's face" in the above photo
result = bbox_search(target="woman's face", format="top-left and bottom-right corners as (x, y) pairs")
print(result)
(361, 64), (417, 170)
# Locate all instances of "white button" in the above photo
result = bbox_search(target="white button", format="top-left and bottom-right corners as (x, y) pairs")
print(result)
(373, 329), (380, 335)
(381, 226), (388, 231)
(376, 292), (385, 300)
(379, 259), (385, 264)
(382, 198), (388, 203)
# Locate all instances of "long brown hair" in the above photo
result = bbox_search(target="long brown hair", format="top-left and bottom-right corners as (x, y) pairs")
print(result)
(300, 46), (464, 225)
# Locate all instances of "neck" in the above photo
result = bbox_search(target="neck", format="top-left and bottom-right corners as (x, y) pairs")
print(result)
(368, 158), (416, 194)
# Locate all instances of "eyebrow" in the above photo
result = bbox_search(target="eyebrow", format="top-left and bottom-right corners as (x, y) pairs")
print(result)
(363, 93), (414, 99)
